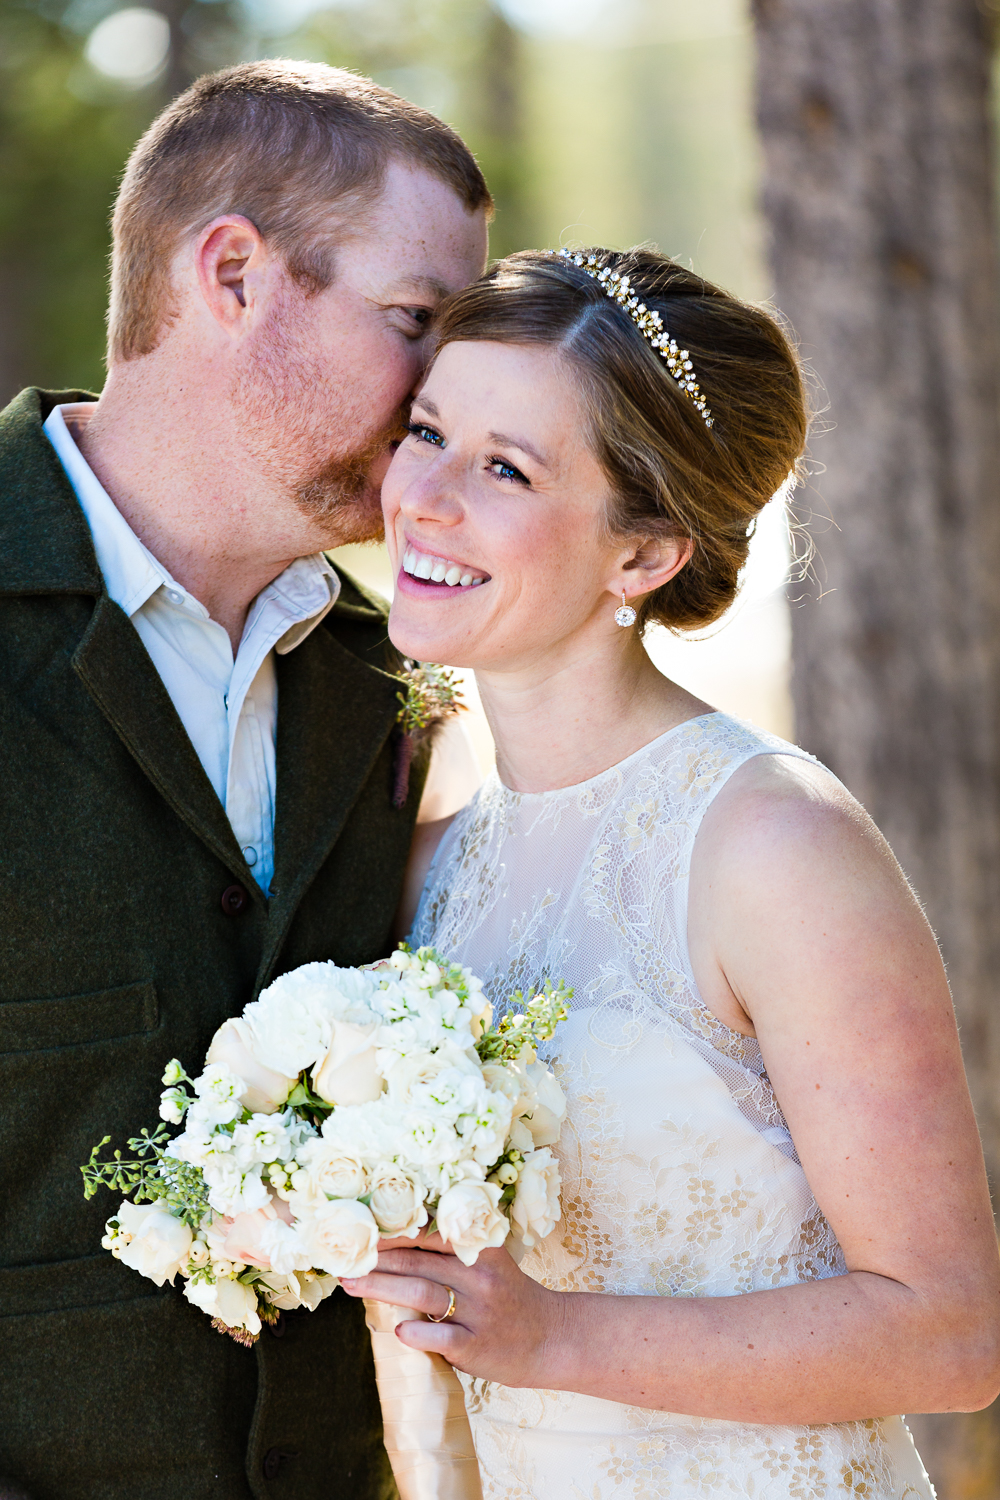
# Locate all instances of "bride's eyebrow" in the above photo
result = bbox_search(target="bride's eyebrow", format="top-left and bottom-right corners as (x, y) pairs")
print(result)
(487, 431), (548, 468)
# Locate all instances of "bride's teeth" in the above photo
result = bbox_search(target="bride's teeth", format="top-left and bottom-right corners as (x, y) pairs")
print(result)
(414, 555), (433, 580)
(430, 560), (448, 583)
(471, 577), (483, 586)
(403, 549), (415, 572)
(445, 565), (463, 586)
(459, 573), (473, 587)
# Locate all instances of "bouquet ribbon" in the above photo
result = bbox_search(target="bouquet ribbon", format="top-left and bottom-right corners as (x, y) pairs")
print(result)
(364, 1300), (483, 1500)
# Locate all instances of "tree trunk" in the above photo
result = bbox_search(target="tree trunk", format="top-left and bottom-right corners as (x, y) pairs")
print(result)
(751, 1), (1000, 1492)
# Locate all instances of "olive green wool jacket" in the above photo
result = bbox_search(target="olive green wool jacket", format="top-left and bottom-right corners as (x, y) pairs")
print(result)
(0, 389), (426, 1500)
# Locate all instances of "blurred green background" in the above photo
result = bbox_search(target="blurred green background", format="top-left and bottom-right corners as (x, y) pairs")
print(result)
(0, 0), (760, 401)
(1, 0), (791, 746)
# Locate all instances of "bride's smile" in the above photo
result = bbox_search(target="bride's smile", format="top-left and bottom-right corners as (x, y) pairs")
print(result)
(384, 339), (688, 682)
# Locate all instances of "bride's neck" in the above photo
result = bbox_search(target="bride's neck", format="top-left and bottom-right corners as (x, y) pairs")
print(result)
(475, 637), (710, 795)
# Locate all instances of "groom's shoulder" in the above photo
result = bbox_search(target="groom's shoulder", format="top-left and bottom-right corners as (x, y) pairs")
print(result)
(0, 386), (101, 596)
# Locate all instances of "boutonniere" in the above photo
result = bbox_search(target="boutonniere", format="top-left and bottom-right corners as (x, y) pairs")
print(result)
(392, 661), (466, 808)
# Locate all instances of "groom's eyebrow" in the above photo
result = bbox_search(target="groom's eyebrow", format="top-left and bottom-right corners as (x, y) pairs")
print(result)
(392, 274), (451, 301)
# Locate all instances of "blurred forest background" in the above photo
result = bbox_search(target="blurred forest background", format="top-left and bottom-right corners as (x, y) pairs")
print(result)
(0, 0), (791, 749)
(5, 0), (1000, 1491)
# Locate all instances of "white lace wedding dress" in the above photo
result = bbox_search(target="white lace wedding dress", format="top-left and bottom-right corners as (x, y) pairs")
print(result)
(411, 712), (934, 1500)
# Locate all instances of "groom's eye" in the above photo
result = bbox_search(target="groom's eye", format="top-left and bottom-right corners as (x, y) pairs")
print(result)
(407, 421), (445, 447)
(400, 306), (433, 334)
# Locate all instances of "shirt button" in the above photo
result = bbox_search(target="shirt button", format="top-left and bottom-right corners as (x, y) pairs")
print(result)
(167, 589), (183, 604)
(221, 884), (248, 915)
(242, 846), (258, 867)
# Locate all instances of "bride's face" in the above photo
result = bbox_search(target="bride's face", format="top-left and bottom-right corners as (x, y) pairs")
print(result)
(382, 340), (629, 672)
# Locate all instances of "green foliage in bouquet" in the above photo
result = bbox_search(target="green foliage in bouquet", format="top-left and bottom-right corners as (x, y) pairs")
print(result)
(81, 1122), (211, 1229)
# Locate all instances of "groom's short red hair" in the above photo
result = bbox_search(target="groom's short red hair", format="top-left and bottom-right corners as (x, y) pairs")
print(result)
(108, 60), (492, 363)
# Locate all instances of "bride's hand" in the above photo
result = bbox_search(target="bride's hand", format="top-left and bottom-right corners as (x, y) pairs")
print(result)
(340, 1239), (567, 1387)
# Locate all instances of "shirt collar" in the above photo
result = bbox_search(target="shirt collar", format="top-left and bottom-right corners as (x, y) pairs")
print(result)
(43, 403), (340, 653)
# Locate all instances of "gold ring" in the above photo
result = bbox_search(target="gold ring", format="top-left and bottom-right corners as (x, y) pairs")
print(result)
(428, 1285), (456, 1322)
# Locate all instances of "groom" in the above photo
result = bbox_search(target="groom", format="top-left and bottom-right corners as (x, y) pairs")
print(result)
(0, 61), (489, 1500)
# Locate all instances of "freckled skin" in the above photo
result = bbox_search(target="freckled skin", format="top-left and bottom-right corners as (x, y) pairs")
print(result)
(74, 162), (489, 651)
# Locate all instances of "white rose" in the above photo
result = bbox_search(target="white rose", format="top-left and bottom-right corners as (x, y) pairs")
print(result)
(290, 1139), (368, 1212)
(184, 1273), (261, 1335)
(522, 1061), (567, 1147)
(435, 1181), (509, 1266)
(470, 996), (493, 1041)
(206, 1018), (296, 1115)
(510, 1148), (561, 1248)
(312, 1018), (383, 1105)
(297, 1199), (380, 1277)
(368, 1163), (428, 1238)
(481, 1063), (523, 1109)
(114, 1200), (193, 1287)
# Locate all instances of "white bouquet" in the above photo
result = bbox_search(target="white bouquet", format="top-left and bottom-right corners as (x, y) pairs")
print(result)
(82, 946), (570, 1345)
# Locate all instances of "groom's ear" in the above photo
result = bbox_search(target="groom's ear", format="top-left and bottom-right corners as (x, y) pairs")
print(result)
(194, 215), (267, 333)
(619, 532), (694, 595)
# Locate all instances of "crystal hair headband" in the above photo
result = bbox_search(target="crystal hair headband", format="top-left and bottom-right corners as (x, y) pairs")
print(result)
(558, 249), (713, 429)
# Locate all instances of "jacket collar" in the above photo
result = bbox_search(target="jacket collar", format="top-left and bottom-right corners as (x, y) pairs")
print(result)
(0, 388), (104, 596)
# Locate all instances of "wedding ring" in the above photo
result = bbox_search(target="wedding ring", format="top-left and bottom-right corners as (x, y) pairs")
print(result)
(428, 1285), (456, 1322)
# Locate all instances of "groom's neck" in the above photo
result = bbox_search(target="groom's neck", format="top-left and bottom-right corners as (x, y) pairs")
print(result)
(71, 357), (332, 653)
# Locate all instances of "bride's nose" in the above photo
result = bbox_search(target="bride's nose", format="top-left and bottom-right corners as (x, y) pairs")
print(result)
(397, 457), (467, 528)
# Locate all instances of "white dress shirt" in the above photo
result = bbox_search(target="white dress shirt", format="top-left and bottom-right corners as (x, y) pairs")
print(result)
(45, 403), (338, 895)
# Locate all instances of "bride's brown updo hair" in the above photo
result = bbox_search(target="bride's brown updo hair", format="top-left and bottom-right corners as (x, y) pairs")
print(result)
(430, 248), (807, 631)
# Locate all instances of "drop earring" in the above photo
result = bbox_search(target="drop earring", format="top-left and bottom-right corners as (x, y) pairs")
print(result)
(615, 591), (637, 628)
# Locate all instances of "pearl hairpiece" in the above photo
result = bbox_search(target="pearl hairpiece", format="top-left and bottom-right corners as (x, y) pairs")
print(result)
(558, 249), (713, 429)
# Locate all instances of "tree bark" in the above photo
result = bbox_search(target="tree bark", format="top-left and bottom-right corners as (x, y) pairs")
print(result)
(752, 1), (1000, 1492)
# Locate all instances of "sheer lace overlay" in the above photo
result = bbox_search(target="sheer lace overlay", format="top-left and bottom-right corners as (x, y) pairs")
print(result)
(412, 713), (933, 1499)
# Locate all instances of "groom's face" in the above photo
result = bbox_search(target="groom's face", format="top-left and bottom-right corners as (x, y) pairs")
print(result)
(232, 161), (489, 545)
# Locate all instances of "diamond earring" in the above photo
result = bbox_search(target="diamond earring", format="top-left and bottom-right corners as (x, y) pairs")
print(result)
(615, 591), (637, 628)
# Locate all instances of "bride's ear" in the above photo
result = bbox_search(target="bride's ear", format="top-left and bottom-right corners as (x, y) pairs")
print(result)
(616, 533), (694, 598)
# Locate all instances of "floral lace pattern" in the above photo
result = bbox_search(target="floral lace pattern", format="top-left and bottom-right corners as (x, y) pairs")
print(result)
(412, 713), (934, 1499)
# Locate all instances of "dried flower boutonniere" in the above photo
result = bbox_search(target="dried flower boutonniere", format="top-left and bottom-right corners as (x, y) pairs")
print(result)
(392, 662), (467, 809)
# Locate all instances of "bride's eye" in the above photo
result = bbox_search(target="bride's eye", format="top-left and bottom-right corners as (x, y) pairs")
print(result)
(487, 456), (529, 485)
(406, 422), (445, 447)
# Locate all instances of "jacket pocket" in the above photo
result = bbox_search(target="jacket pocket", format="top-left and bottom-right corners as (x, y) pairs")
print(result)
(0, 980), (158, 1053)
(0, 1251), (165, 1319)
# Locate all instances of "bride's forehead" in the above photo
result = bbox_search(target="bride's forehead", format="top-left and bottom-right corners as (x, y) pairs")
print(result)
(423, 340), (585, 420)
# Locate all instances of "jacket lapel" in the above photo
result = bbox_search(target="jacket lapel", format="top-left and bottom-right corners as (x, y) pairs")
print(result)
(72, 593), (256, 893)
(260, 618), (402, 983)
(2, 388), (259, 898)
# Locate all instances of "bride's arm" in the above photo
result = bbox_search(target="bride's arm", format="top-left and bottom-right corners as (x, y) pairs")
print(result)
(347, 755), (1000, 1422)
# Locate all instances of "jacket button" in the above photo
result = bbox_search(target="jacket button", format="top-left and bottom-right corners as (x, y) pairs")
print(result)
(221, 884), (248, 915)
(263, 1448), (299, 1480)
(267, 1311), (286, 1338)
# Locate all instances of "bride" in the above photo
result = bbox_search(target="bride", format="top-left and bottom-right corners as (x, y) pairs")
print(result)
(341, 248), (1000, 1498)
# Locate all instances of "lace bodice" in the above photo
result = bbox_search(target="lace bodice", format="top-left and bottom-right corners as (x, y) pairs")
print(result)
(412, 712), (933, 1500)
